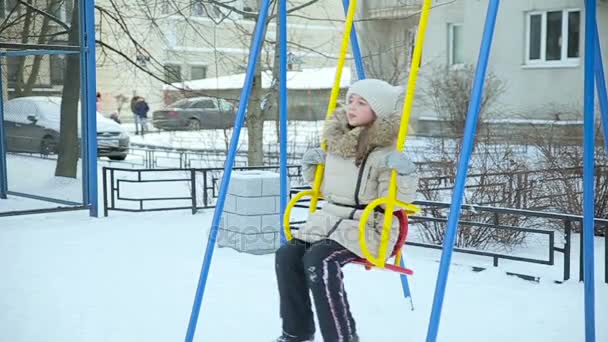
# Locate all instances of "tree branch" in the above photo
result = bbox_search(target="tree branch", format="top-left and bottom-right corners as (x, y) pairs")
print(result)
(17, 0), (70, 30)
(96, 39), (183, 90)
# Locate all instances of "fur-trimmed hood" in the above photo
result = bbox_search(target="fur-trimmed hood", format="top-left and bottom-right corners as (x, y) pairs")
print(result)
(296, 105), (418, 259)
(323, 106), (401, 160)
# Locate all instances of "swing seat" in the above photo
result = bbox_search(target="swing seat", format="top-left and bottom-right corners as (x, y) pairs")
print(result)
(351, 210), (414, 275)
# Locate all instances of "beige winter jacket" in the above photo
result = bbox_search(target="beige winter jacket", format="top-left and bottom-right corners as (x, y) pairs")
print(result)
(293, 108), (418, 259)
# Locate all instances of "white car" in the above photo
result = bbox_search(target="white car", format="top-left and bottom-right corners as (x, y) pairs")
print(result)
(3, 96), (130, 160)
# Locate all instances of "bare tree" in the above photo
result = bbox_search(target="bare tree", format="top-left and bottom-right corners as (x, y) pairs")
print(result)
(419, 63), (506, 138)
(0, 0), (69, 97)
(527, 118), (608, 234)
(0, 0), (81, 177)
(415, 133), (531, 249)
(55, 0), (79, 177)
(95, 0), (331, 166)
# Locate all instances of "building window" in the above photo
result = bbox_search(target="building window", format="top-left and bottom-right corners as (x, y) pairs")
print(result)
(448, 23), (464, 66)
(526, 9), (580, 66)
(164, 64), (182, 83)
(191, 0), (222, 18)
(192, 0), (204, 17)
(161, 0), (170, 15)
(190, 65), (207, 80)
(6, 57), (19, 87)
(242, 0), (257, 20)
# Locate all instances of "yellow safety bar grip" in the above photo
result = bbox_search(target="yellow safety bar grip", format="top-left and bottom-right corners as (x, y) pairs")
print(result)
(283, 190), (319, 241)
(358, 197), (421, 268)
(358, 197), (393, 267)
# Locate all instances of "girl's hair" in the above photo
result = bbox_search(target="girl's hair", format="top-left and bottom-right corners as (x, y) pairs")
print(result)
(354, 119), (375, 166)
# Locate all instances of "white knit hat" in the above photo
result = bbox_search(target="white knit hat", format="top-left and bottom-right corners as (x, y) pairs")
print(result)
(345, 79), (404, 118)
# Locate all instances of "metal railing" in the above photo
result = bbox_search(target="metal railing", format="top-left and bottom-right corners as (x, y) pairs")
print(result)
(101, 166), (608, 283)
(101, 165), (304, 216)
(409, 200), (608, 283)
(290, 187), (608, 283)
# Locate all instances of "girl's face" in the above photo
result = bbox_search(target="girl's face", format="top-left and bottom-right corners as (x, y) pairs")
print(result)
(347, 94), (376, 127)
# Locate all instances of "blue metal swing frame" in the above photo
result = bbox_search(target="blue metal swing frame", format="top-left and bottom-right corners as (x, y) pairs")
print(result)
(0, 0), (99, 217)
(185, 1), (606, 341)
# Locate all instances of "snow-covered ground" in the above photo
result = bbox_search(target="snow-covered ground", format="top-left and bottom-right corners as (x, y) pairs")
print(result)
(128, 121), (324, 153)
(3, 154), (83, 209)
(0, 209), (606, 341)
(2, 122), (606, 341)
(127, 122), (535, 167)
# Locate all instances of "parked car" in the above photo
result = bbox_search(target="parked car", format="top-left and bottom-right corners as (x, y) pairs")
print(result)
(2, 96), (130, 160)
(152, 97), (236, 130)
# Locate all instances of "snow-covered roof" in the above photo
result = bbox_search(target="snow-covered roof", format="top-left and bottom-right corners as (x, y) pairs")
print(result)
(163, 67), (351, 91)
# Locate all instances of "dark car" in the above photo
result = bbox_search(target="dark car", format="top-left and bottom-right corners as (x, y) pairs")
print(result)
(152, 97), (236, 130)
(2, 96), (130, 160)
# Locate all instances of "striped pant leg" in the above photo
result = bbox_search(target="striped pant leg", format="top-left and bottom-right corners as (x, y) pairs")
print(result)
(303, 240), (358, 342)
(275, 239), (316, 338)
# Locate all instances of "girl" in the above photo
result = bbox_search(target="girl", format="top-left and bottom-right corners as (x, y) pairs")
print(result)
(274, 79), (418, 342)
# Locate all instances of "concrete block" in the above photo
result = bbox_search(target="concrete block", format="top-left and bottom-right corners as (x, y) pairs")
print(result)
(240, 231), (281, 255)
(261, 175), (282, 196)
(224, 194), (237, 213)
(227, 173), (262, 197)
(261, 214), (281, 232)
(234, 195), (278, 215)
(223, 212), (262, 233)
(218, 170), (284, 255)
(217, 228), (240, 250)
(228, 171), (280, 197)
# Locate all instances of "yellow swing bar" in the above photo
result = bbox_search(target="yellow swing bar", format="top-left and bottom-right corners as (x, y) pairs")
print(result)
(283, 0), (358, 241)
(358, 0), (432, 268)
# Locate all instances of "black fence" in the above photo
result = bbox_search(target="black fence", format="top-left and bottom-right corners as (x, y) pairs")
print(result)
(102, 165), (304, 216)
(101, 166), (608, 283)
(419, 166), (608, 210)
(409, 200), (607, 283)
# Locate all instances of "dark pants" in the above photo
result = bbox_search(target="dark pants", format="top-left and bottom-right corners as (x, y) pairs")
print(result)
(275, 239), (359, 342)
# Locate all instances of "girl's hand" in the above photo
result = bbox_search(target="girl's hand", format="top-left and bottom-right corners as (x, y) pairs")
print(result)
(385, 152), (416, 175)
(302, 148), (326, 166)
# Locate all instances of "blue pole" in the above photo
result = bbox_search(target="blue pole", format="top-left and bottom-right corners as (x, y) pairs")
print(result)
(279, 0), (289, 244)
(595, 22), (608, 155)
(425, 1), (500, 341)
(341, 0), (366, 80)
(80, 0), (98, 217)
(0, 60), (7, 199)
(398, 256), (413, 310)
(582, 1), (597, 341)
(184, 1), (272, 340)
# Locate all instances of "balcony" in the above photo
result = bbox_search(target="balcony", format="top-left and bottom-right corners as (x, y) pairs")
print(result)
(365, 0), (422, 20)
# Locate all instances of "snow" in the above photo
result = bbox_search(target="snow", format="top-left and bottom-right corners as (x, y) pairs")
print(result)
(4, 154), (83, 206)
(164, 67), (352, 91)
(130, 121), (324, 153)
(0, 208), (606, 341)
(2, 123), (606, 341)
(4, 96), (128, 135)
(419, 116), (584, 126)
